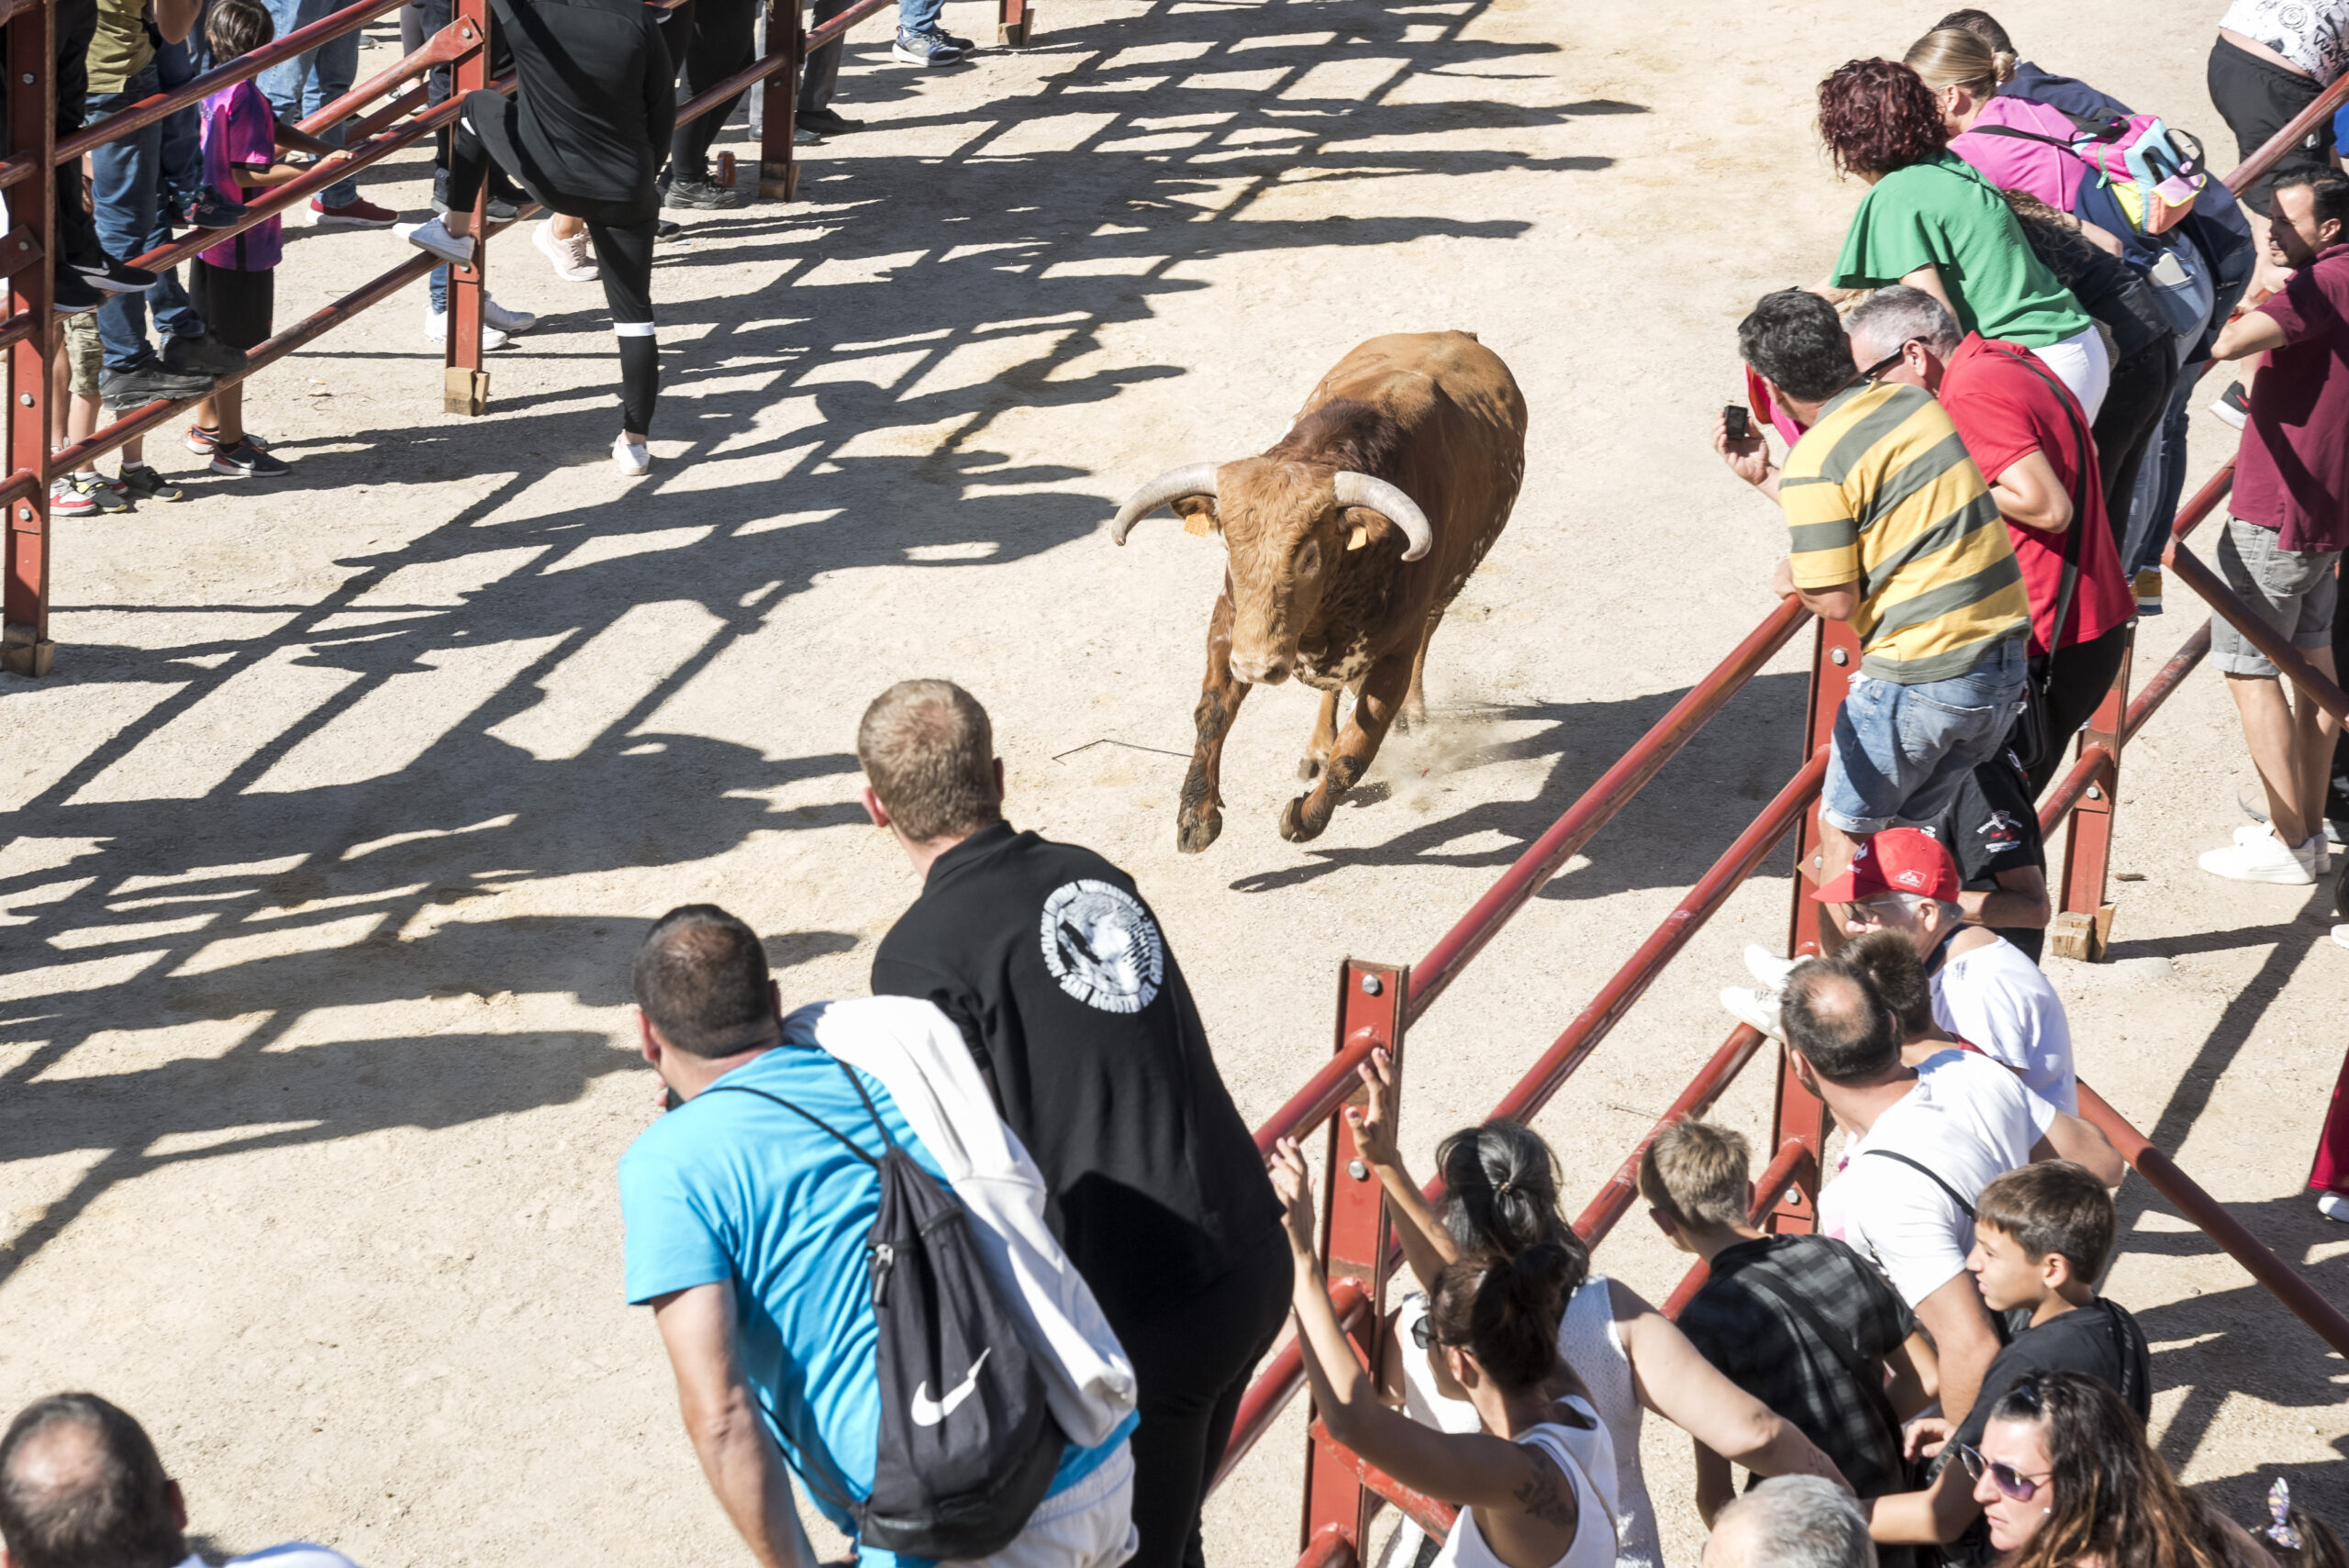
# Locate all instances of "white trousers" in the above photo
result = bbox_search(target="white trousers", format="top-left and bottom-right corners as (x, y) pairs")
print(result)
(2032, 324), (2111, 424)
(951, 1441), (1138, 1568)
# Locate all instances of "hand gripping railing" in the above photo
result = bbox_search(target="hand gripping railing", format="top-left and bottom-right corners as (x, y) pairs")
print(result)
(1219, 66), (2349, 1568)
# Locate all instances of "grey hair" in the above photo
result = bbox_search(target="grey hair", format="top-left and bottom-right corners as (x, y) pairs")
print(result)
(1885, 891), (1965, 926)
(1847, 285), (1963, 359)
(1714, 1476), (1876, 1568)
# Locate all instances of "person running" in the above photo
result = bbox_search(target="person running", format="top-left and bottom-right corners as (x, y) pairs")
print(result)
(397, 0), (673, 474)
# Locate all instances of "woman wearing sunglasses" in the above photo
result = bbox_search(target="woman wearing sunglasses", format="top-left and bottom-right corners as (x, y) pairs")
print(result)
(1965, 1371), (2269, 1568)
(1268, 1138), (1618, 1568)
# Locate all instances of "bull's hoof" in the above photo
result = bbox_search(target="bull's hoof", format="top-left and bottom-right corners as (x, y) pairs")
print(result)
(1176, 806), (1223, 854)
(1279, 795), (1328, 843)
(1297, 754), (1324, 782)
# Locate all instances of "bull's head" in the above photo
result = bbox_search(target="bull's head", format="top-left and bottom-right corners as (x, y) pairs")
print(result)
(1110, 460), (1431, 685)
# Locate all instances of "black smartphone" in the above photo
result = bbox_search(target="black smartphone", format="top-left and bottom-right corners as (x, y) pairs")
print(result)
(1724, 404), (1752, 442)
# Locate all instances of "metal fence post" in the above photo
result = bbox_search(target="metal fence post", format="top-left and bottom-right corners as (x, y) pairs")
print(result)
(997, 0), (1030, 47)
(2048, 622), (2133, 961)
(1769, 616), (1855, 1233)
(442, 0), (490, 415)
(757, 0), (800, 201)
(1301, 958), (1407, 1557)
(3, 0), (58, 677)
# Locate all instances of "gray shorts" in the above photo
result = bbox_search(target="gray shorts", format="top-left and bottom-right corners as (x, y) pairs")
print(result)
(2210, 517), (2341, 678)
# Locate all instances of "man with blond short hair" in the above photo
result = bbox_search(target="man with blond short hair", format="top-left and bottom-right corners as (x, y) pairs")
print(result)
(859, 680), (1287, 1568)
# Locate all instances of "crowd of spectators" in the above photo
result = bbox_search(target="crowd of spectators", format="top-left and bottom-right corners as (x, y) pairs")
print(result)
(7, 3), (2349, 1568)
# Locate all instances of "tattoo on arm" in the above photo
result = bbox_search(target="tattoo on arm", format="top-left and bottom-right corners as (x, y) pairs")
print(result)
(1513, 1450), (1580, 1530)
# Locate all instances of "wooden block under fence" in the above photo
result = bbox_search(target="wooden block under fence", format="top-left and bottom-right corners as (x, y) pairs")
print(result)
(444, 367), (491, 417)
(759, 161), (798, 202)
(998, 9), (1033, 45)
(2046, 904), (2116, 963)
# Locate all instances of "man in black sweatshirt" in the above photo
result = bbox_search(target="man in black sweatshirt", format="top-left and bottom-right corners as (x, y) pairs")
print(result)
(861, 679), (1288, 1568)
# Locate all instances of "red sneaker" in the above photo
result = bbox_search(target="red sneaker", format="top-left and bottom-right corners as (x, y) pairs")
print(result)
(310, 195), (399, 228)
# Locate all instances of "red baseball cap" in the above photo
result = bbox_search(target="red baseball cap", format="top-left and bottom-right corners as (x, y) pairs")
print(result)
(1813, 827), (1961, 904)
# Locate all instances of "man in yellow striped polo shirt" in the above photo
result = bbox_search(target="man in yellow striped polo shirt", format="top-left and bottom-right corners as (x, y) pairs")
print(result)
(1714, 289), (2030, 881)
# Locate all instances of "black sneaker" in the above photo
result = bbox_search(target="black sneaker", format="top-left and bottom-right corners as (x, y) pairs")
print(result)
(163, 331), (246, 376)
(654, 219), (685, 241)
(99, 361), (216, 407)
(75, 255), (160, 294)
(938, 28), (974, 49)
(211, 436), (288, 478)
(52, 271), (105, 314)
(797, 106), (863, 134)
(892, 27), (967, 63)
(2210, 381), (2251, 429)
(664, 176), (742, 210)
(118, 462), (187, 503)
(180, 188), (246, 228)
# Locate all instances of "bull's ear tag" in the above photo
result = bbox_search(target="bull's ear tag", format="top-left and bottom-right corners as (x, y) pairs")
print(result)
(1347, 524), (1369, 550)
(1184, 512), (1211, 538)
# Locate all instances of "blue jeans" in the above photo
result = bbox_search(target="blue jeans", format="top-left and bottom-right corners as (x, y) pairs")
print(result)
(896, 0), (942, 30)
(85, 65), (206, 373)
(261, 0), (361, 207)
(156, 33), (207, 215)
(1823, 639), (2027, 835)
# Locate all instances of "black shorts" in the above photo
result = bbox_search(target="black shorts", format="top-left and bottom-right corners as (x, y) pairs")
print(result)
(189, 259), (274, 353)
(2207, 34), (2339, 212)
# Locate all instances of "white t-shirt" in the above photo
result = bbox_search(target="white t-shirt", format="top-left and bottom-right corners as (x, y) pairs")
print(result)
(2221, 0), (2349, 83)
(170, 1547), (365, 1568)
(1931, 936), (2077, 1112)
(1818, 1051), (2059, 1307)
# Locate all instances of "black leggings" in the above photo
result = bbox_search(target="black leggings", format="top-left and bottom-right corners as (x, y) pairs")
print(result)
(670, 0), (757, 182)
(2091, 337), (2177, 546)
(450, 101), (661, 435)
(2024, 619), (2134, 799)
(1117, 1226), (1293, 1568)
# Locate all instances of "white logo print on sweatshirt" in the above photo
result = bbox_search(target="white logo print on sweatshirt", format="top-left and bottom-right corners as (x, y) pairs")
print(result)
(1039, 879), (1164, 1014)
(910, 1349), (990, 1427)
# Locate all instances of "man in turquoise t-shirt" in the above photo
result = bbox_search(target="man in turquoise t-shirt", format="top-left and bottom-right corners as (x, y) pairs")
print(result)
(619, 905), (1140, 1568)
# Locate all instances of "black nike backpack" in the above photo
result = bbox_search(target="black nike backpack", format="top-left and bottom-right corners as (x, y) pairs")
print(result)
(709, 1059), (1065, 1559)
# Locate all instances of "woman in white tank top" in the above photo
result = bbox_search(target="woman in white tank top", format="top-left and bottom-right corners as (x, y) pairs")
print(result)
(1348, 1050), (1848, 1567)
(1272, 1142), (1617, 1568)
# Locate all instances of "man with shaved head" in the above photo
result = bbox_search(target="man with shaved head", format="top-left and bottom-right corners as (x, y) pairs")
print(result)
(0, 1392), (362, 1568)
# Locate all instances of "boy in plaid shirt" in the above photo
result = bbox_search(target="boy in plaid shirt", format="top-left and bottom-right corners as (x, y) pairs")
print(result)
(1644, 1121), (1935, 1560)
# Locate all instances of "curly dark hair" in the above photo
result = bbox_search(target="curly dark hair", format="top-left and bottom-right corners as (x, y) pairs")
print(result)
(1818, 58), (1948, 178)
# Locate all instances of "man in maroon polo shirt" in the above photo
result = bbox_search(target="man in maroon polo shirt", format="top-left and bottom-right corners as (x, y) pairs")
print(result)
(1842, 286), (2137, 795)
(2202, 172), (2349, 886)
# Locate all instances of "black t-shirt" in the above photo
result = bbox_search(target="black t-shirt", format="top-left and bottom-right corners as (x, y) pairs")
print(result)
(491, 0), (674, 217)
(872, 822), (1281, 1329)
(1927, 754), (2048, 963)
(1954, 1297), (2152, 1451)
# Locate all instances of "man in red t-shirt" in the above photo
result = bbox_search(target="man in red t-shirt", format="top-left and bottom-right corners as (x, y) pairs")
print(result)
(2204, 172), (2348, 886)
(1845, 287), (2136, 796)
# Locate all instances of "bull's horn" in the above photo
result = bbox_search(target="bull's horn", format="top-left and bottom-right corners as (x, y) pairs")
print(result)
(1112, 462), (1221, 544)
(1334, 472), (1432, 562)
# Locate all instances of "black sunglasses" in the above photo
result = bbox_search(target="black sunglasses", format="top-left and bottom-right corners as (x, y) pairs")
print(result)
(1955, 1442), (2053, 1501)
(1409, 1316), (1441, 1351)
(1853, 339), (1919, 386)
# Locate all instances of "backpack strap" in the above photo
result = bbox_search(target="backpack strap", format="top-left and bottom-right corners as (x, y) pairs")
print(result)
(699, 1056), (903, 1161)
(2008, 349), (2095, 653)
(1713, 1249), (1908, 1476)
(1860, 1149), (1977, 1221)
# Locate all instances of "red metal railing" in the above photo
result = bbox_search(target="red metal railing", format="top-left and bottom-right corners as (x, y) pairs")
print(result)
(1219, 63), (2349, 1568)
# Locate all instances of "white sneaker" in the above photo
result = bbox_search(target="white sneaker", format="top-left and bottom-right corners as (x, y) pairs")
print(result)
(1721, 986), (1784, 1042)
(535, 218), (598, 282)
(612, 432), (651, 476)
(2320, 1190), (2349, 1223)
(2230, 822), (2329, 874)
(1744, 944), (1798, 992)
(2334, 924), (2349, 951)
(2198, 829), (2316, 884)
(423, 304), (510, 350)
(483, 296), (537, 334)
(396, 215), (475, 266)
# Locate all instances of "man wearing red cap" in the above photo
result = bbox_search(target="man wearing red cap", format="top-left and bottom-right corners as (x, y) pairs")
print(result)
(1817, 829), (2077, 1113)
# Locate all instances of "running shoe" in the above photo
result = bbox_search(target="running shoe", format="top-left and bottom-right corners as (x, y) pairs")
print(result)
(797, 106), (863, 134)
(72, 472), (130, 512)
(211, 437), (288, 478)
(2132, 566), (2162, 616)
(533, 217), (598, 281)
(163, 331), (246, 376)
(310, 195), (399, 228)
(48, 477), (95, 516)
(2198, 828), (2316, 884)
(892, 26), (967, 63)
(52, 272), (106, 314)
(423, 304), (512, 351)
(73, 255), (160, 293)
(2334, 926), (2349, 954)
(664, 176), (743, 210)
(2230, 823), (2331, 874)
(397, 215), (476, 266)
(2321, 1189), (2349, 1221)
(1742, 944), (1798, 993)
(1720, 986), (1784, 1043)
(654, 219), (685, 242)
(179, 188), (246, 228)
(613, 432), (651, 476)
(118, 463), (186, 503)
(100, 361), (215, 407)
(483, 296), (537, 334)
(2210, 381), (2251, 429)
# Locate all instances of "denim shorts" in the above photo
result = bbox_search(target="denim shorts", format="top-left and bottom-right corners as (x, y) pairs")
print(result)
(1823, 638), (2027, 836)
(2210, 517), (2342, 678)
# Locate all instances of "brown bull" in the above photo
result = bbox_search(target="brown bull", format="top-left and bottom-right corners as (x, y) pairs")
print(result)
(1114, 330), (1527, 852)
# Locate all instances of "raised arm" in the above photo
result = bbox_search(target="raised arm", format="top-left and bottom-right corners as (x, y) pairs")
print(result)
(652, 1283), (820, 1568)
(2032, 1112), (2124, 1187)
(1345, 1048), (1456, 1294)
(1909, 1270), (2002, 1424)
(1607, 1279), (1848, 1490)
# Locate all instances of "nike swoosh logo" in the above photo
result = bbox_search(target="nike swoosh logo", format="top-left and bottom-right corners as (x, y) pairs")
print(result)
(909, 1348), (990, 1428)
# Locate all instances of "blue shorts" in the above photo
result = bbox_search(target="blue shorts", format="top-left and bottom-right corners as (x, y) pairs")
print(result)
(1822, 638), (2028, 836)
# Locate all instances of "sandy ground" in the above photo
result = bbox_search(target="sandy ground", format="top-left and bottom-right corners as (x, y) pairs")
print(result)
(3, 0), (2345, 1563)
